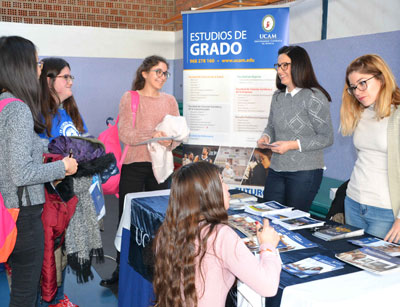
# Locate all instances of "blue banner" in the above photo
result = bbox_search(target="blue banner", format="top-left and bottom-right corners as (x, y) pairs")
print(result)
(183, 7), (289, 70)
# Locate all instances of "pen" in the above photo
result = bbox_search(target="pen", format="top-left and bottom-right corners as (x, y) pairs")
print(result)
(69, 149), (73, 158)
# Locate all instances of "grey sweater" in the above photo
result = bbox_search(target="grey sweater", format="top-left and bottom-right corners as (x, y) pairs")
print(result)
(263, 88), (333, 172)
(0, 92), (66, 208)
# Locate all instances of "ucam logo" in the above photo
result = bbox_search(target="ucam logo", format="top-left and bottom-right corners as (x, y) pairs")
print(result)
(262, 15), (275, 32)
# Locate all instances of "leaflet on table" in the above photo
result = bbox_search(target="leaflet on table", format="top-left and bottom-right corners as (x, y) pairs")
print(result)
(229, 192), (258, 204)
(272, 216), (324, 230)
(244, 201), (293, 217)
(348, 237), (400, 257)
(274, 224), (318, 253)
(312, 224), (364, 241)
(134, 136), (177, 146)
(335, 247), (400, 274)
(266, 209), (310, 221)
(228, 214), (259, 238)
(283, 254), (344, 278)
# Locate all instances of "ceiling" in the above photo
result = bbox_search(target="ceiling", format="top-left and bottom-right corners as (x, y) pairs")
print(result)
(163, 0), (293, 24)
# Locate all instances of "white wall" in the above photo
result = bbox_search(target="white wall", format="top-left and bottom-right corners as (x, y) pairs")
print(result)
(0, 22), (176, 59)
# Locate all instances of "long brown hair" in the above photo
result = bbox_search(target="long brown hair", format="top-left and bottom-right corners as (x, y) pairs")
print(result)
(132, 55), (169, 91)
(39, 57), (84, 137)
(153, 162), (228, 307)
(340, 54), (400, 136)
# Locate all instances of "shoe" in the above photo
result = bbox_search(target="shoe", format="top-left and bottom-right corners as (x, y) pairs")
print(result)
(49, 294), (79, 307)
(99, 268), (119, 287)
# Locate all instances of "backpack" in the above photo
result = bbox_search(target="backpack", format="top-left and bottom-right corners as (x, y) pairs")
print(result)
(98, 91), (139, 197)
(0, 98), (22, 263)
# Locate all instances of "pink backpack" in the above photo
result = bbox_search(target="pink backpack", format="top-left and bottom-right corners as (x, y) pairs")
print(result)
(98, 91), (139, 197)
(0, 98), (22, 262)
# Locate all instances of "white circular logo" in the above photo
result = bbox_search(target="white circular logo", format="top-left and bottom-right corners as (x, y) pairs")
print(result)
(262, 15), (275, 32)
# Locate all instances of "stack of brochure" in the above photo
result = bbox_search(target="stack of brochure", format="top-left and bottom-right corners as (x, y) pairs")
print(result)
(265, 209), (310, 221)
(229, 192), (258, 210)
(272, 216), (324, 230)
(348, 237), (400, 257)
(335, 247), (400, 274)
(312, 224), (364, 241)
(228, 214), (318, 253)
(283, 254), (344, 278)
(244, 201), (292, 217)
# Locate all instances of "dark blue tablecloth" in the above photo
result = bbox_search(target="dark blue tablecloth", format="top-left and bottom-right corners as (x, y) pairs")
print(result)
(123, 194), (365, 307)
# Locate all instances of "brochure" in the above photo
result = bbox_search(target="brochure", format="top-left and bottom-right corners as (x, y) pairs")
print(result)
(229, 192), (258, 204)
(228, 214), (259, 238)
(134, 136), (177, 146)
(272, 216), (324, 230)
(273, 224), (318, 253)
(244, 201), (292, 217)
(283, 254), (344, 278)
(348, 237), (400, 257)
(312, 224), (364, 241)
(266, 209), (310, 221)
(335, 247), (400, 274)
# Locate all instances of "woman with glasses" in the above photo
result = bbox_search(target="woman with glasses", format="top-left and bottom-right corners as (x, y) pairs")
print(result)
(39, 57), (88, 140)
(340, 54), (400, 243)
(100, 55), (180, 287)
(257, 45), (333, 212)
(0, 36), (78, 307)
(37, 57), (85, 307)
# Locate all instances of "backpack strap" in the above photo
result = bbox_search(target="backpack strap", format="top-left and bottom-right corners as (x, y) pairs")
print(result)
(0, 98), (23, 113)
(120, 91), (140, 164)
(0, 98), (27, 208)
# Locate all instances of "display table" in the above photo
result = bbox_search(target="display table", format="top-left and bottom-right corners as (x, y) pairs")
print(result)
(116, 191), (400, 307)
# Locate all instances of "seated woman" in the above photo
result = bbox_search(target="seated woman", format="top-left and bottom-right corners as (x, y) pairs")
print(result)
(153, 161), (282, 307)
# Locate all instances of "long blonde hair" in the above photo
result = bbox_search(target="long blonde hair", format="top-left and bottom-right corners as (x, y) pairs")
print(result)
(340, 54), (400, 136)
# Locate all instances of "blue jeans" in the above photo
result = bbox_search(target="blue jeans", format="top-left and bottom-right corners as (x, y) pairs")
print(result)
(345, 196), (395, 239)
(263, 168), (323, 212)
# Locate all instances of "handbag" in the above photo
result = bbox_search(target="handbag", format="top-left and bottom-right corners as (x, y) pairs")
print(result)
(0, 187), (22, 263)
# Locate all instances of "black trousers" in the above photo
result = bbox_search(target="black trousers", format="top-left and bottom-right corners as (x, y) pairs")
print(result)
(116, 162), (169, 263)
(8, 205), (44, 307)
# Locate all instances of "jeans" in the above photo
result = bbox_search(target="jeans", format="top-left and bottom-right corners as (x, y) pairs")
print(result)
(9, 205), (44, 307)
(263, 168), (323, 212)
(116, 162), (170, 264)
(344, 196), (395, 239)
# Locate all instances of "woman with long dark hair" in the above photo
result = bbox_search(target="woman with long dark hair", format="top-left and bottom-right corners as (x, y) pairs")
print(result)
(100, 55), (181, 287)
(257, 45), (333, 212)
(153, 162), (281, 306)
(0, 36), (77, 307)
(340, 54), (400, 242)
(37, 57), (85, 307)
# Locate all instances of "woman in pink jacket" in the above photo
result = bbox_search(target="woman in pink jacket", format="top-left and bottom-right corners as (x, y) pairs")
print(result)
(153, 161), (282, 307)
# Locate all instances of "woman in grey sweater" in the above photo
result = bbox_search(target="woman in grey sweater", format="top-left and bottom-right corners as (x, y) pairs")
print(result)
(0, 36), (78, 307)
(257, 45), (333, 212)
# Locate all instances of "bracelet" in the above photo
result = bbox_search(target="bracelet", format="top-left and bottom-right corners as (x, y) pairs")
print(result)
(259, 248), (273, 254)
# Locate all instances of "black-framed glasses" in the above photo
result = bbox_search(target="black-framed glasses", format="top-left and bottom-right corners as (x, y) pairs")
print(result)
(55, 74), (75, 82)
(273, 62), (291, 71)
(37, 61), (44, 70)
(150, 69), (171, 79)
(346, 75), (377, 95)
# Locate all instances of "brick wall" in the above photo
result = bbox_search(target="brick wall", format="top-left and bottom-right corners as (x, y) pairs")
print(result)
(0, 0), (176, 31)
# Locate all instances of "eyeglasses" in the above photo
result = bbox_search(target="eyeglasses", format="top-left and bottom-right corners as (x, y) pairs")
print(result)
(37, 61), (44, 70)
(273, 62), (291, 71)
(346, 75), (377, 95)
(55, 74), (75, 82)
(150, 69), (171, 79)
